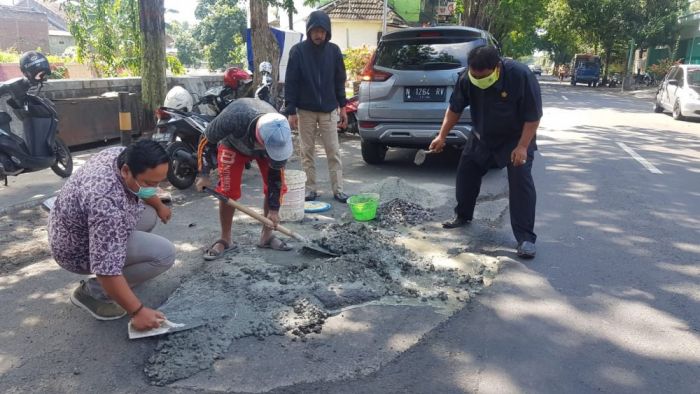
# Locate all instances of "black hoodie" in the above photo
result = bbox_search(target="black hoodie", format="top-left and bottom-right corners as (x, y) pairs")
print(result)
(284, 10), (347, 115)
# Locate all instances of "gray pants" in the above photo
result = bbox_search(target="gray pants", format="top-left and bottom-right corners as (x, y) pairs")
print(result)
(87, 206), (176, 301)
(298, 109), (344, 194)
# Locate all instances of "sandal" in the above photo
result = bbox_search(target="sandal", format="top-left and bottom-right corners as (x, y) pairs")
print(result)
(257, 235), (293, 251)
(204, 239), (238, 261)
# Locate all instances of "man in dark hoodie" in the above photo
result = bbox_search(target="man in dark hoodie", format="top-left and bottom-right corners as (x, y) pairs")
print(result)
(284, 10), (349, 203)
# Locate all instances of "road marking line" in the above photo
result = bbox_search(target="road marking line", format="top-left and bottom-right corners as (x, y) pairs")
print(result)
(561, 95), (569, 101)
(616, 142), (663, 174)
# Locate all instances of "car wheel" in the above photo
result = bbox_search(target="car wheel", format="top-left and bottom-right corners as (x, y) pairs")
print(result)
(653, 100), (664, 113)
(672, 100), (685, 120)
(361, 140), (387, 164)
(587, 82), (592, 87)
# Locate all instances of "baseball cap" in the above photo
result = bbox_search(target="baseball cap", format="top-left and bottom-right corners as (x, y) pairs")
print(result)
(257, 113), (293, 163)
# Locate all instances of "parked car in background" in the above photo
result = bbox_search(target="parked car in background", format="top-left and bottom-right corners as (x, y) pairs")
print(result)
(356, 27), (499, 164)
(529, 64), (542, 76)
(654, 64), (700, 121)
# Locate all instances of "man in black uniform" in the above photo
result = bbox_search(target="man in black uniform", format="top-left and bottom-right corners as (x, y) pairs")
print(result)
(195, 98), (293, 260)
(429, 46), (542, 258)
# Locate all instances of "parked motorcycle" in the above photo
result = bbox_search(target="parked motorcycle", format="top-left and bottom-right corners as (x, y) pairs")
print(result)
(152, 106), (211, 189)
(0, 52), (73, 186)
(254, 61), (286, 111)
(339, 95), (359, 134)
(154, 67), (252, 189)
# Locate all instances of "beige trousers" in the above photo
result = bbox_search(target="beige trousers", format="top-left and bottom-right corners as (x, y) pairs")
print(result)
(297, 109), (343, 194)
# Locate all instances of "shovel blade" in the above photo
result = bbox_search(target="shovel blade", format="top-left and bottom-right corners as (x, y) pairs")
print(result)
(301, 242), (339, 257)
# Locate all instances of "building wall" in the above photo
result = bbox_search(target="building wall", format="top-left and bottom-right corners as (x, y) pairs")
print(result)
(0, 8), (50, 52)
(49, 34), (75, 56)
(331, 20), (382, 51)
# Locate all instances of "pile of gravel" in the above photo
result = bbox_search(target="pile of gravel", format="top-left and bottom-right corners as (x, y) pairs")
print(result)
(377, 198), (434, 227)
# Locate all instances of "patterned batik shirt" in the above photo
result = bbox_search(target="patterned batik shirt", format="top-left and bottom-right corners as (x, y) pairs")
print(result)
(48, 147), (144, 276)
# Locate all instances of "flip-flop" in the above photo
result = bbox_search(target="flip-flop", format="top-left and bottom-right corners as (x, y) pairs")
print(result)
(257, 235), (292, 251)
(203, 239), (238, 261)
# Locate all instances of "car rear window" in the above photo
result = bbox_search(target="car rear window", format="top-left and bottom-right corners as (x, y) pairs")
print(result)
(375, 38), (479, 71)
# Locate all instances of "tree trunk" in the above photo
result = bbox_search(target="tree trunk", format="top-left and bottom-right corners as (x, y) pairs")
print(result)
(250, 0), (281, 96)
(288, 9), (294, 30)
(139, 0), (167, 132)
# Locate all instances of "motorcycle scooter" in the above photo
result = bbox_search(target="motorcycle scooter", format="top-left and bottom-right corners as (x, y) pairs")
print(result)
(0, 76), (73, 186)
(154, 68), (254, 189)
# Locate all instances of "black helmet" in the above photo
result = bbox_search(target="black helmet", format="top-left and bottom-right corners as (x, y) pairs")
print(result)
(19, 51), (51, 84)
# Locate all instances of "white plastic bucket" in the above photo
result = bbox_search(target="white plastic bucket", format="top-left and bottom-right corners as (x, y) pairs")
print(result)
(279, 169), (306, 222)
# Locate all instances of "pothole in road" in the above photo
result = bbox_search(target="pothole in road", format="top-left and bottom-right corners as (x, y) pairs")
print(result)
(144, 180), (502, 387)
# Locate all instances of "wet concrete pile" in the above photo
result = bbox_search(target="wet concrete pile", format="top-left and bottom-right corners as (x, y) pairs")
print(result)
(376, 198), (434, 228)
(144, 222), (486, 386)
(361, 176), (438, 208)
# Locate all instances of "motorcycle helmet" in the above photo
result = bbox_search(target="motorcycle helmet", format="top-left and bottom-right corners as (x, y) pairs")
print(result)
(163, 86), (194, 112)
(259, 61), (273, 74)
(19, 51), (51, 84)
(224, 67), (253, 90)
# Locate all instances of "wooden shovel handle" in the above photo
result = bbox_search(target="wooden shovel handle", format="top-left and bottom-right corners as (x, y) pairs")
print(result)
(202, 187), (304, 241)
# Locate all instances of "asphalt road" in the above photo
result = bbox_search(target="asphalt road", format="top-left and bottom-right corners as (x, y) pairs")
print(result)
(2, 78), (699, 394)
(273, 80), (700, 393)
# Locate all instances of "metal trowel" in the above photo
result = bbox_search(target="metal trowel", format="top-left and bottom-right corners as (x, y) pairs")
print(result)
(128, 319), (206, 339)
(414, 149), (437, 166)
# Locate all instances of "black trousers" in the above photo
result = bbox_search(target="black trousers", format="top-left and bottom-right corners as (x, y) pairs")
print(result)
(455, 139), (537, 244)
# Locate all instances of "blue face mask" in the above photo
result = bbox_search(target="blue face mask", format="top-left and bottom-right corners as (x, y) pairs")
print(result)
(133, 180), (158, 200)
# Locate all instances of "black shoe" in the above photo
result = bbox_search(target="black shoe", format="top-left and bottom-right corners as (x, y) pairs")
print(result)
(442, 216), (471, 229)
(516, 241), (536, 259)
(305, 191), (318, 201)
(334, 192), (349, 203)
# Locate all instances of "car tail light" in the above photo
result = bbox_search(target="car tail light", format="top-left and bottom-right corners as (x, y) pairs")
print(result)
(361, 52), (392, 82)
(155, 107), (170, 120)
(360, 121), (379, 128)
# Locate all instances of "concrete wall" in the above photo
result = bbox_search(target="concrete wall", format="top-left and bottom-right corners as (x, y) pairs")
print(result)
(1, 74), (224, 144)
(0, 6), (50, 53)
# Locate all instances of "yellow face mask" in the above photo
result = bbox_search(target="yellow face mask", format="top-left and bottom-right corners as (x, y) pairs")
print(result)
(468, 67), (500, 90)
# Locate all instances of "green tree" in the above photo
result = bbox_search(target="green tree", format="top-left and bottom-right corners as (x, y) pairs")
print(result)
(139, 0), (167, 130)
(63, 0), (141, 76)
(536, 0), (581, 66)
(458, 0), (545, 57)
(169, 21), (201, 68)
(250, 0), (280, 89)
(194, 0), (247, 70)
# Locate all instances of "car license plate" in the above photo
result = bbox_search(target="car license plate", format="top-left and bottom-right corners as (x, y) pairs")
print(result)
(404, 86), (446, 102)
(152, 131), (172, 142)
